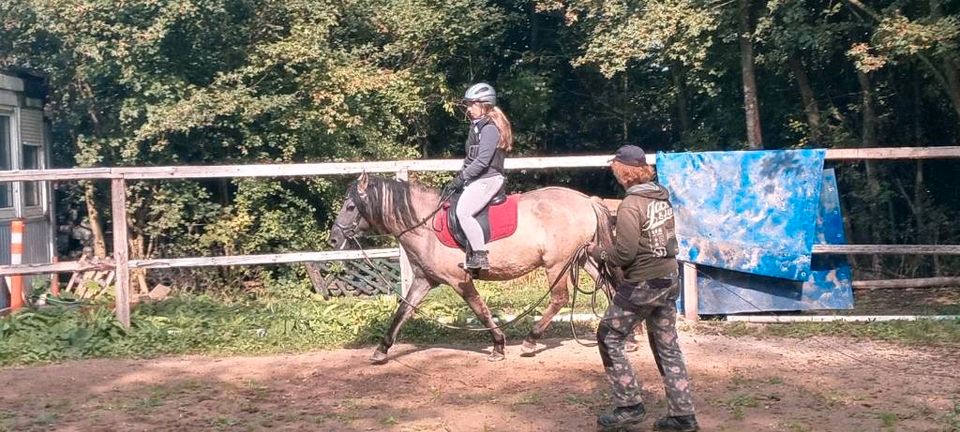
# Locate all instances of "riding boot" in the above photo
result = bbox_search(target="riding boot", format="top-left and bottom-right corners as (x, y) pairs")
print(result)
(597, 403), (646, 432)
(465, 250), (489, 270)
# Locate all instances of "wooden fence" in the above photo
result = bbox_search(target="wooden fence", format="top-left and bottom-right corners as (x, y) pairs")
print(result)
(1, 146), (959, 325)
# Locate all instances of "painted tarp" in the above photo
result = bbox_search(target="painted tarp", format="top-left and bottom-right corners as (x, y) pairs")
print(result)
(667, 166), (855, 314)
(657, 149), (826, 281)
(692, 169), (854, 313)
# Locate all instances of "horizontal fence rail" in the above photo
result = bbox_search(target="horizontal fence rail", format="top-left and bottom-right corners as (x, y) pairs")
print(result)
(1, 146), (958, 182)
(1, 146), (958, 326)
(812, 244), (960, 255)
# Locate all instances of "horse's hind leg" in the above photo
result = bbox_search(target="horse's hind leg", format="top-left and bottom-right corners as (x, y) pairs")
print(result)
(520, 264), (571, 356)
(458, 280), (506, 361)
(370, 277), (434, 365)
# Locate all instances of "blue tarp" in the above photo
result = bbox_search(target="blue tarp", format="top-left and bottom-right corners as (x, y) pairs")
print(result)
(656, 150), (854, 314)
(692, 169), (854, 314)
(657, 150), (826, 281)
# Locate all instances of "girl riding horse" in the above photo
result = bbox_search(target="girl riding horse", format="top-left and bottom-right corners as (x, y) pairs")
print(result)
(444, 82), (513, 271)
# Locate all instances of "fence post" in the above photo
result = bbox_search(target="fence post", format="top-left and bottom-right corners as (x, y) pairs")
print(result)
(9, 219), (24, 310)
(682, 261), (699, 322)
(111, 178), (131, 327)
(394, 169), (413, 297)
(50, 256), (60, 296)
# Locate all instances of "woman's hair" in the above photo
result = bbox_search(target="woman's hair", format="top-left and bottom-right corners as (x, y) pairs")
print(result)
(611, 161), (656, 187)
(481, 103), (513, 151)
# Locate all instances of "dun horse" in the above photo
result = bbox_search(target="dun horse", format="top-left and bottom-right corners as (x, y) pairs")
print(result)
(328, 173), (615, 363)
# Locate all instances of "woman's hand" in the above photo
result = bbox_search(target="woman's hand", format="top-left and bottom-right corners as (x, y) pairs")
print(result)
(442, 175), (465, 195)
(585, 242), (606, 262)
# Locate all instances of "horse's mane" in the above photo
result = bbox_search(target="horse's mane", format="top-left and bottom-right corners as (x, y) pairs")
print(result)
(348, 176), (436, 231)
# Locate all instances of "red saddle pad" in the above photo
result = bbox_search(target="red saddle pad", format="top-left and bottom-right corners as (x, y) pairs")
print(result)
(433, 195), (520, 249)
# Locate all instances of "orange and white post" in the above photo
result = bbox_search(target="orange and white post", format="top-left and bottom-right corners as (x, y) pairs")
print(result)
(9, 219), (24, 310)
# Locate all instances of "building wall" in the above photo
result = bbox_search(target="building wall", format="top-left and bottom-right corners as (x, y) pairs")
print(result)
(1, 70), (54, 309)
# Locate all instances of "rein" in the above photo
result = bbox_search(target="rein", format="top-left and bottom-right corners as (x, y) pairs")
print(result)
(352, 237), (593, 332)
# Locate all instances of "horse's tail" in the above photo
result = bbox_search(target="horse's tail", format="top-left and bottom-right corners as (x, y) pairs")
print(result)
(589, 199), (624, 292)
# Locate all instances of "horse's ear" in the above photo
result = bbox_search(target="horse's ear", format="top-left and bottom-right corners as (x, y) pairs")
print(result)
(357, 171), (369, 196)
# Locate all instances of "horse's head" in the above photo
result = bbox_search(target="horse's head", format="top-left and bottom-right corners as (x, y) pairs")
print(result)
(328, 172), (373, 249)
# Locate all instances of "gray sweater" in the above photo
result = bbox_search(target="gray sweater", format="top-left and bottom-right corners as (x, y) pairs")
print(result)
(460, 118), (504, 182)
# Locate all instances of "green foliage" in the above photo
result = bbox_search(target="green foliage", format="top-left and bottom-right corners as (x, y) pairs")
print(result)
(2, 0), (960, 286)
(0, 272), (599, 366)
(0, 294), (389, 366)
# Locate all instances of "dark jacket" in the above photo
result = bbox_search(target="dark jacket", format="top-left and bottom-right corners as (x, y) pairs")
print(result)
(460, 116), (505, 183)
(596, 182), (679, 283)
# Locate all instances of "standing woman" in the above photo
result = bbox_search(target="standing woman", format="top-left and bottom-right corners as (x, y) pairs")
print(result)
(444, 82), (513, 271)
(587, 145), (699, 432)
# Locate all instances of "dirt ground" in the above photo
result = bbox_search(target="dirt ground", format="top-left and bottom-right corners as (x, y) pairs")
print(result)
(1, 331), (958, 432)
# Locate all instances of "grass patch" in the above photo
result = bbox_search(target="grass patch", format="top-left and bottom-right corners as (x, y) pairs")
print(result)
(779, 421), (812, 432)
(563, 392), (600, 407)
(878, 411), (897, 429)
(944, 400), (960, 431)
(0, 275), (608, 367)
(512, 391), (545, 406)
(723, 394), (759, 420)
(697, 319), (960, 346)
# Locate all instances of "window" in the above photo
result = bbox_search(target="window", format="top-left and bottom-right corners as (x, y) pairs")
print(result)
(0, 116), (11, 209)
(22, 143), (40, 207)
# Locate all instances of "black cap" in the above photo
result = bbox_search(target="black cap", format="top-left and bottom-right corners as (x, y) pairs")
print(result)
(609, 145), (647, 166)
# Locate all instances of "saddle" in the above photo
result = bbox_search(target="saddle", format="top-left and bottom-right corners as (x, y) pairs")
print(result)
(433, 186), (520, 250)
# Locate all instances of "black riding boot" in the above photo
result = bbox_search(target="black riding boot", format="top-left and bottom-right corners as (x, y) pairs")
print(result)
(596, 403), (646, 432)
(464, 250), (489, 270)
(653, 415), (699, 431)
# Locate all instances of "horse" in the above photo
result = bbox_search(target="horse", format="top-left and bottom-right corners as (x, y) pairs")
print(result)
(328, 172), (617, 364)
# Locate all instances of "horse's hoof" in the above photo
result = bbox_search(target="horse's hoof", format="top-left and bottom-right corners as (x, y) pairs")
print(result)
(487, 351), (506, 362)
(520, 341), (544, 357)
(370, 350), (388, 365)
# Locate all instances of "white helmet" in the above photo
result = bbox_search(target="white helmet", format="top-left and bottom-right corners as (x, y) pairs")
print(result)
(463, 82), (497, 106)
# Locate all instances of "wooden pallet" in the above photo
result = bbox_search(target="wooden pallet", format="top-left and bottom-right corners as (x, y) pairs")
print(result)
(63, 256), (116, 299)
(305, 258), (401, 299)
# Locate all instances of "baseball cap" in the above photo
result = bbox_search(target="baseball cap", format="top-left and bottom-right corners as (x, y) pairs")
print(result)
(609, 145), (648, 166)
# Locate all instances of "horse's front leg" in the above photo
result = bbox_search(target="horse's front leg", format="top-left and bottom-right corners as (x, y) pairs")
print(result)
(370, 277), (433, 365)
(458, 280), (507, 361)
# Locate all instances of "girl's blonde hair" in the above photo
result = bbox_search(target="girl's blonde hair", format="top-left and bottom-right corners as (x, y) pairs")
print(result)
(481, 104), (513, 151)
(611, 161), (656, 187)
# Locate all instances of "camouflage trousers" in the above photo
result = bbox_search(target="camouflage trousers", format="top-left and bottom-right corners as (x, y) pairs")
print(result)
(596, 272), (695, 416)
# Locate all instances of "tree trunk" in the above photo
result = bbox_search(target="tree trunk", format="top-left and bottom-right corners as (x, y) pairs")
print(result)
(857, 70), (878, 148)
(912, 161), (926, 276)
(529, 1), (539, 51)
(942, 58), (960, 121)
(739, 0), (763, 149)
(82, 181), (107, 258)
(672, 64), (691, 138)
(219, 179), (230, 206)
(788, 54), (822, 145)
(857, 70), (882, 276)
(930, 0), (960, 121)
(838, 187), (860, 272)
(622, 74), (629, 142)
(933, 225), (942, 275)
